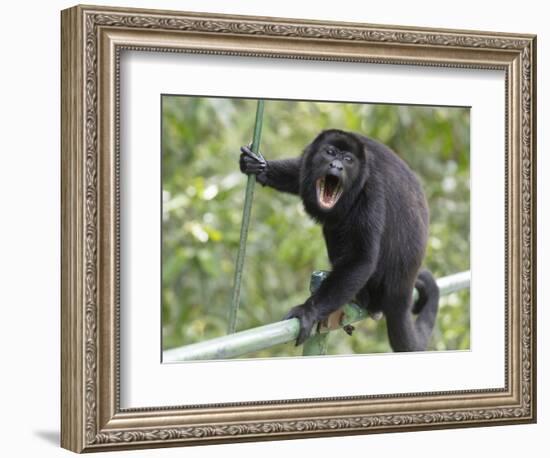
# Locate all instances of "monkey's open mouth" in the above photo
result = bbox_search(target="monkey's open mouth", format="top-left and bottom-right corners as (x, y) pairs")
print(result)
(316, 175), (343, 209)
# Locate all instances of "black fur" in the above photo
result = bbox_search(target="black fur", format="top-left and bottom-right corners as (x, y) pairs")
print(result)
(240, 129), (440, 352)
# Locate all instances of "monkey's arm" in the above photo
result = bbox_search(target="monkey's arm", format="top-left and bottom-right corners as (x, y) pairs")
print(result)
(285, 218), (384, 345)
(285, 255), (379, 345)
(240, 146), (301, 195)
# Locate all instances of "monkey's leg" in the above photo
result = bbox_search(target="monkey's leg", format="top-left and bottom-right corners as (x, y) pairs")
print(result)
(381, 288), (428, 352)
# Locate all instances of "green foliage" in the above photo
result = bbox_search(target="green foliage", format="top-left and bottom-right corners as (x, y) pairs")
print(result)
(162, 96), (470, 357)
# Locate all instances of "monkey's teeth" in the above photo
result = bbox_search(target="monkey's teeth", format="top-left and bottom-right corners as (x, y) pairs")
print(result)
(317, 176), (343, 209)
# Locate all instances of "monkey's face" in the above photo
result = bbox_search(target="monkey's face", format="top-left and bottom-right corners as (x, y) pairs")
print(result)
(308, 134), (364, 212)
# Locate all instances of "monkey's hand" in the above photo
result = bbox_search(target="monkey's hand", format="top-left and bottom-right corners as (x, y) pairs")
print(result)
(283, 299), (320, 346)
(239, 145), (268, 180)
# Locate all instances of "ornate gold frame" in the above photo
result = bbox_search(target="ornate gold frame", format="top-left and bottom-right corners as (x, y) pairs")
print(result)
(61, 4), (537, 453)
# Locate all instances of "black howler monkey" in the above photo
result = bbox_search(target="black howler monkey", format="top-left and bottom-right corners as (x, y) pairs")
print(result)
(239, 129), (439, 352)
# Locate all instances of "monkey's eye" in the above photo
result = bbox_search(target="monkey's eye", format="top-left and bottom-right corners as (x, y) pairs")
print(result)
(326, 148), (336, 156)
(344, 155), (353, 163)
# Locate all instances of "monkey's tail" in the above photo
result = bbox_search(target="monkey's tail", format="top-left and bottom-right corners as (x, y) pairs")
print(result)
(411, 269), (440, 346)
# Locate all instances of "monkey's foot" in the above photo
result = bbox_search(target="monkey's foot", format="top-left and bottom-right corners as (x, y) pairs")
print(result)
(283, 302), (319, 346)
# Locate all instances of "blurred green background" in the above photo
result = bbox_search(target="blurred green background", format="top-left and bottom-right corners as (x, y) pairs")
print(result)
(161, 96), (470, 357)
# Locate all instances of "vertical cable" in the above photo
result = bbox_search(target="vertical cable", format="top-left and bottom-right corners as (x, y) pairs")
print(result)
(227, 100), (265, 334)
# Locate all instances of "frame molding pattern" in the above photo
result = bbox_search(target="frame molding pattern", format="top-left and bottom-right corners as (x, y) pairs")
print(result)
(92, 14), (532, 47)
(93, 407), (529, 445)
(61, 5), (536, 452)
(84, 12), (99, 446)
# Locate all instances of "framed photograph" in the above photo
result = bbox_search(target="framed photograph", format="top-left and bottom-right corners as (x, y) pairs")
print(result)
(61, 4), (536, 453)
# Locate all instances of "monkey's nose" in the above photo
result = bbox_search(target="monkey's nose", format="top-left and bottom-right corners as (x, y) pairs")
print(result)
(329, 160), (344, 171)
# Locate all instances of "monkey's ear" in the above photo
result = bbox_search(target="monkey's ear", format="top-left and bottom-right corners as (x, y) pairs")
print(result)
(359, 144), (371, 184)
(362, 144), (370, 160)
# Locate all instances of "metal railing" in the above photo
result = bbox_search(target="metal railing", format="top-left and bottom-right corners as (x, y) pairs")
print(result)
(163, 270), (470, 362)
